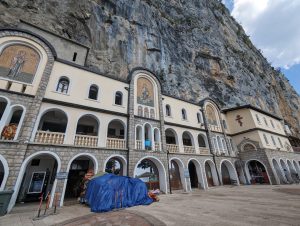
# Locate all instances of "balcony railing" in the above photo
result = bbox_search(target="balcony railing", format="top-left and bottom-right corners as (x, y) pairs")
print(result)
(184, 145), (196, 154)
(208, 125), (222, 132)
(34, 131), (65, 145)
(199, 148), (210, 155)
(106, 138), (126, 149)
(155, 142), (160, 151)
(167, 144), (179, 153)
(74, 134), (98, 147)
(136, 140), (142, 150)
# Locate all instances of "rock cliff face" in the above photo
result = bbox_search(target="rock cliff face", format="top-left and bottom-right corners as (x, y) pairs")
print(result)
(0, 0), (299, 135)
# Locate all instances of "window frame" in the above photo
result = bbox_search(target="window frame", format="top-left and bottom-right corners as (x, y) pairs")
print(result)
(114, 91), (123, 106)
(56, 76), (70, 94)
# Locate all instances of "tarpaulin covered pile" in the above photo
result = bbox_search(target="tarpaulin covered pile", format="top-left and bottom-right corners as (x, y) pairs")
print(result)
(85, 173), (153, 212)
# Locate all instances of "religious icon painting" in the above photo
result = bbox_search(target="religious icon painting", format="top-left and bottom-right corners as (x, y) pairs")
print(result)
(137, 77), (154, 107)
(0, 45), (40, 83)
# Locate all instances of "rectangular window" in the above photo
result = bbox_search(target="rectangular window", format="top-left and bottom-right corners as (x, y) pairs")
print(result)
(72, 52), (77, 62)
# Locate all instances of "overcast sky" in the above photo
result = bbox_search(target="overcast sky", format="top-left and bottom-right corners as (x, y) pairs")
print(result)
(223, 0), (300, 94)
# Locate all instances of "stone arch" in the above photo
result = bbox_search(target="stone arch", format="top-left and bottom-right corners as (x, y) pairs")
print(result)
(272, 159), (287, 184)
(107, 118), (126, 139)
(0, 95), (10, 122)
(197, 133), (207, 148)
(220, 159), (239, 185)
(187, 158), (205, 190)
(1, 104), (26, 141)
(287, 159), (298, 182)
(182, 131), (195, 147)
(0, 154), (9, 191)
(8, 151), (61, 212)
(103, 154), (127, 176)
(280, 159), (293, 183)
(165, 128), (179, 145)
(292, 160), (300, 174)
(134, 156), (167, 194)
(60, 153), (98, 206)
(244, 159), (271, 185)
(169, 157), (187, 191)
(234, 160), (247, 185)
(204, 159), (219, 187)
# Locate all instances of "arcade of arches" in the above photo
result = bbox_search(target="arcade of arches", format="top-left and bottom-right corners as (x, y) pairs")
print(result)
(135, 159), (160, 191)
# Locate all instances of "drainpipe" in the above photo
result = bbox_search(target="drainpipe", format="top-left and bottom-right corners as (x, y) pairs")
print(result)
(201, 108), (221, 185)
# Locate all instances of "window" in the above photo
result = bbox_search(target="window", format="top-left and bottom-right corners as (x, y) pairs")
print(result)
(263, 117), (268, 126)
(138, 106), (143, 116)
(197, 112), (202, 124)
(88, 85), (98, 100)
(56, 77), (69, 94)
(256, 114), (261, 124)
(278, 138), (283, 148)
(270, 120), (275, 128)
(263, 134), (269, 145)
(222, 119), (227, 129)
(166, 105), (171, 117)
(115, 91), (123, 105)
(271, 136), (276, 146)
(72, 52), (77, 62)
(144, 108), (149, 118)
(182, 109), (187, 120)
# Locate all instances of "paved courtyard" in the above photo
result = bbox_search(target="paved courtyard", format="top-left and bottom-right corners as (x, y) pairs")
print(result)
(0, 185), (300, 226)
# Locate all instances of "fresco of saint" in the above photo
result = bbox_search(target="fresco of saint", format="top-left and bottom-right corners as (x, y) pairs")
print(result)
(0, 45), (40, 83)
(137, 78), (154, 107)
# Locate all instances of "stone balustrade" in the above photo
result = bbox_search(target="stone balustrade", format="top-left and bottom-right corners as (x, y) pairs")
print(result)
(34, 131), (65, 144)
(74, 134), (98, 147)
(106, 138), (126, 149)
(136, 140), (143, 150)
(167, 144), (179, 153)
(184, 145), (196, 154)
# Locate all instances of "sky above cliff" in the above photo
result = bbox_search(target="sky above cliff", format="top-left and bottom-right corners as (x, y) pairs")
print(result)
(223, 0), (300, 95)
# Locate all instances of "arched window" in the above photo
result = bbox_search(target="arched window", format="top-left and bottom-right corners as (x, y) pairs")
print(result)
(217, 136), (222, 151)
(256, 114), (261, 124)
(197, 112), (202, 124)
(263, 134), (269, 145)
(198, 134), (206, 147)
(263, 117), (268, 126)
(56, 77), (70, 94)
(150, 109), (155, 119)
(88, 85), (98, 100)
(222, 138), (227, 152)
(144, 108), (149, 118)
(270, 120), (275, 128)
(278, 137), (283, 148)
(1, 106), (24, 140)
(0, 97), (8, 121)
(182, 109), (187, 120)
(138, 106), (143, 116)
(166, 105), (171, 117)
(115, 91), (123, 105)
(271, 136), (276, 146)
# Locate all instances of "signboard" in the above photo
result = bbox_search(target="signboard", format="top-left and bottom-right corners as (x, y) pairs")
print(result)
(56, 172), (68, 180)
(184, 169), (190, 178)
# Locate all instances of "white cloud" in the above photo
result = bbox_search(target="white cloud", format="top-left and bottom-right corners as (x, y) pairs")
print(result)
(230, 0), (300, 69)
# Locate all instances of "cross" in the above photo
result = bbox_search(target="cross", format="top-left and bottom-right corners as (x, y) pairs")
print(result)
(236, 115), (243, 126)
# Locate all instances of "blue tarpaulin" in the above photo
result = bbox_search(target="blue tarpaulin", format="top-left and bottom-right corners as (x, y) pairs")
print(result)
(85, 173), (153, 212)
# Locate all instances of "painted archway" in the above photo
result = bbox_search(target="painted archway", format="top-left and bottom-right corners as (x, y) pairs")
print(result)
(134, 156), (167, 193)
(8, 151), (61, 212)
(245, 160), (270, 185)
(204, 160), (219, 187)
(220, 160), (239, 185)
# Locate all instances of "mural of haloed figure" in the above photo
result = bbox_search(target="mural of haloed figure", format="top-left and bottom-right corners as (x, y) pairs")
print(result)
(137, 78), (154, 107)
(0, 45), (40, 83)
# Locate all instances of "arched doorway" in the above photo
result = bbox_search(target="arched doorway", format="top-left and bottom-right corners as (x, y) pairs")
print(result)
(64, 156), (95, 203)
(169, 160), (183, 191)
(16, 153), (58, 204)
(272, 159), (286, 184)
(135, 159), (159, 190)
(204, 160), (219, 187)
(105, 156), (126, 176)
(246, 160), (270, 184)
(287, 160), (298, 183)
(188, 161), (199, 189)
(293, 160), (300, 174)
(280, 159), (293, 183)
(134, 157), (167, 193)
(220, 160), (239, 185)
(0, 155), (9, 191)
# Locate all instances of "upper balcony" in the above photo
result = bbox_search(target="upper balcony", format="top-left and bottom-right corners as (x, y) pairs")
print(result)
(135, 124), (161, 151)
(33, 109), (127, 150)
